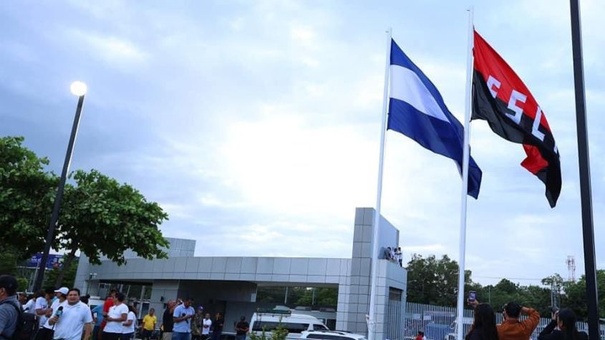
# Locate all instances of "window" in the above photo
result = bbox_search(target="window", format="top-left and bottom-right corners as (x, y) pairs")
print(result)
(252, 321), (310, 334)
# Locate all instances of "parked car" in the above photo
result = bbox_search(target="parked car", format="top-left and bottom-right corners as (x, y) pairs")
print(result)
(250, 308), (329, 339)
(300, 330), (367, 340)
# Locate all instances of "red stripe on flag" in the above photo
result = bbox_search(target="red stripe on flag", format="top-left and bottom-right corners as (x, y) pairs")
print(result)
(473, 31), (552, 133)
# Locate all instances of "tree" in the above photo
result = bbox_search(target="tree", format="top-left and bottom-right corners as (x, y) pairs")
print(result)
(561, 270), (605, 320)
(53, 169), (169, 285)
(405, 254), (472, 307)
(0, 136), (170, 286)
(521, 285), (551, 316)
(294, 287), (338, 307)
(256, 287), (286, 304)
(0, 250), (19, 276)
(44, 258), (78, 289)
(404, 254), (557, 311)
(0, 136), (56, 259)
(494, 278), (519, 295)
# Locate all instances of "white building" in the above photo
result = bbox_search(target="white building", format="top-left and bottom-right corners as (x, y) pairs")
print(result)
(74, 207), (407, 339)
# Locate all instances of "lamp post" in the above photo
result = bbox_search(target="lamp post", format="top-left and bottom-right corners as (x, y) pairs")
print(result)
(32, 81), (88, 292)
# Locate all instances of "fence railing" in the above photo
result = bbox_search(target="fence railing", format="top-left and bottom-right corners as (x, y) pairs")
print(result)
(404, 302), (598, 340)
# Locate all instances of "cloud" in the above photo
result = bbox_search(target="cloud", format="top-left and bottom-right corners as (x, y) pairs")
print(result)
(2, 0), (605, 288)
(64, 30), (149, 68)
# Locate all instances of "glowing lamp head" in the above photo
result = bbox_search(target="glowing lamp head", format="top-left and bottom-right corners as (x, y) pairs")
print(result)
(70, 81), (87, 96)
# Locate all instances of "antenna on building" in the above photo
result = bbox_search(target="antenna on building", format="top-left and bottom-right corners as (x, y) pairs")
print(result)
(567, 255), (576, 282)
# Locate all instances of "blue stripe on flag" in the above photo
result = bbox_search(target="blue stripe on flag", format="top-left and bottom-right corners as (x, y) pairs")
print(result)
(387, 39), (482, 198)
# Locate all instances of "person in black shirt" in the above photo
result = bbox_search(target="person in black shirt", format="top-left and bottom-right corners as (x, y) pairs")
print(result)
(210, 313), (223, 340)
(234, 316), (249, 340)
(538, 308), (588, 340)
(161, 301), (176, 340)
(465, 303), (498, 340)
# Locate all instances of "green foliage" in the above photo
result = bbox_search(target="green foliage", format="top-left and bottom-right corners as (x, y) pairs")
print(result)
(406, 254), (470, 306)
(255, 287), (338, 308)
(44, 258), (78, 289)
(494, 278), (519, 295)
(405, 253), (573, 317)
(294, 288), (338, 307)
(0, 248), (30, 292)
(256, 287), (285, 303)
(271, 324), (289, 340)
(249, 324), (288, 340)
(0, 136), (56, 258)
(560, 270), (605, 320)
(58, 169), (169, 266)
(0, 249), (19, 275)
(248, 329), (269, 340)
(16, 277), (28, 292)
(0, 136), (170, 286)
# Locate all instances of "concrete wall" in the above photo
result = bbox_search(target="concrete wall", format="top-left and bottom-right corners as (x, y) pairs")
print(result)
(338, 208), (406, 339)
(74, 208), (408, 339)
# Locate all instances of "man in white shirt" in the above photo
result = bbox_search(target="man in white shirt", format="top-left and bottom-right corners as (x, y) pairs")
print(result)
(49, 288), (93, 340)
(395, 247), (403, 266)
(172, 298), (195, 340)
(23, 295), (36, 313)
(35, 288), (54, 330)
(35, 287), (69, 340)
(201, 314), (211, 340)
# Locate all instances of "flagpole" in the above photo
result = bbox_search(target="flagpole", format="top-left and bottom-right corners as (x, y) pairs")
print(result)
(368, 27), (392, 340)
(569, 1), (599, 338)
(456, 8), (474, 340)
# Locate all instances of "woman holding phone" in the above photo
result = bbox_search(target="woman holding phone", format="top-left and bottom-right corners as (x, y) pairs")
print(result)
(538, 308), (587, 340)
(465, 303), (499, 340)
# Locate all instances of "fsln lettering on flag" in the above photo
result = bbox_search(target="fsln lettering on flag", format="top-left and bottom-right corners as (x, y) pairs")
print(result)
(387, 39), (482, 199)
(472, 30), (561, 207)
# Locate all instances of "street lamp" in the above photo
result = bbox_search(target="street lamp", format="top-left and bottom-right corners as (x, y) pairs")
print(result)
(32, 81), (88, 292)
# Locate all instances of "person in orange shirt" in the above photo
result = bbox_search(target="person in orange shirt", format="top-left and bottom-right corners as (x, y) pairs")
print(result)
(497, 302), (540, 340)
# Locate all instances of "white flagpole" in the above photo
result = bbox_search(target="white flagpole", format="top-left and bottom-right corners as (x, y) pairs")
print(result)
(456, 8), (474, 340)
(368, 27), (392, 340)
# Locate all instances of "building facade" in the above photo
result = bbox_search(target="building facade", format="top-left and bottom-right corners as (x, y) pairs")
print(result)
(74, 207), (407, 339)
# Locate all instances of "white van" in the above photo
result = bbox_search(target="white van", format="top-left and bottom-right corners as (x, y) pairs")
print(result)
(88, 296), (105, 309)
(250, 309), (329, 339)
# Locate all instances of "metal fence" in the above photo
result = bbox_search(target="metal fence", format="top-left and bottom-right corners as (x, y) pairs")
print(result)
(386, 294), (404, 340)
(403, 302), (597, 340)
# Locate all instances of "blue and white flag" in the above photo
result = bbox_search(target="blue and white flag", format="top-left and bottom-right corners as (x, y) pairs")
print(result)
(387, 39), (482, 198)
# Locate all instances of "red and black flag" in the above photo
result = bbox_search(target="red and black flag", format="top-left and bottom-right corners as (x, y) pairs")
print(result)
(472, 30), (561, 207)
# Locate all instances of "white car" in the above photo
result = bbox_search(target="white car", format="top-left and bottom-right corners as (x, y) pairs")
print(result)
(300, 330), (367, 340)
(250, 309), (329, 339)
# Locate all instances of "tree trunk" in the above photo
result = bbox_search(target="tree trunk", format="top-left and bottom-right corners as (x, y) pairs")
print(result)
(54, 248), (77, 287)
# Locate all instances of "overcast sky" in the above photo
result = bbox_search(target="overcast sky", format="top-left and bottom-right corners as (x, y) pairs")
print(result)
(2, 0), (604, 288)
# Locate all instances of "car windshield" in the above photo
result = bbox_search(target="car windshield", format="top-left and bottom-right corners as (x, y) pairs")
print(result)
(252, 321), (309, 333)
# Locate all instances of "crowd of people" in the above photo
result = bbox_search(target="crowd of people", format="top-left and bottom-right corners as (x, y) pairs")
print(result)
(0, 275), (247, 340)
(384, 246), (403, 266)
(2, 273), (591, 340)
(461, 298), (588, 340)
(0, 275), (93, 340)
(157, 297), (248, 340)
